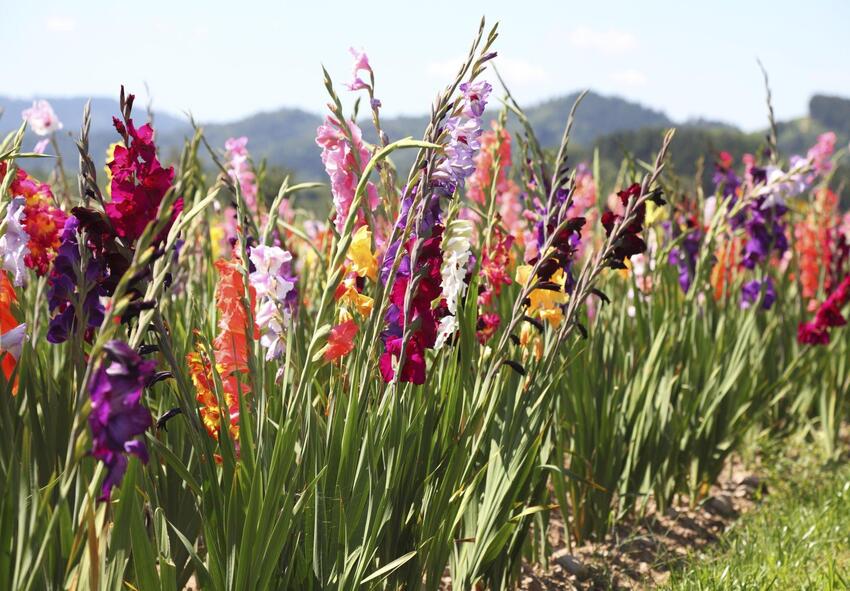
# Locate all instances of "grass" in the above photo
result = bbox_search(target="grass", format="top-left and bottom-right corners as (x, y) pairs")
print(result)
(665, 440), (850, 590)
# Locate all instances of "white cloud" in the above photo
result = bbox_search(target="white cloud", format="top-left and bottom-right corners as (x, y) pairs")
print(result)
(46, 16), (76, 33)
(610, 68), (648, 87)
(494, 57), (549, 85)
(568, 26), (638, 55)
(426, 56), (548, 85)
(426, 56), (464, 80)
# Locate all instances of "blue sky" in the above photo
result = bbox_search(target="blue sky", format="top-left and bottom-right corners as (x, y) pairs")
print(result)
(2, 0), (849, 130)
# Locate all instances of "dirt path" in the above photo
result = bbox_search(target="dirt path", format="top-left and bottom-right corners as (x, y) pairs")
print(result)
(519, 455), (766, 590)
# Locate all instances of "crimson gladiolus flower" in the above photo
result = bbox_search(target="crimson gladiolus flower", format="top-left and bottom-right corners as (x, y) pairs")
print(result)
(106, 94), (175, 242)
(324, 319), (358, 362)
(601, 183), (648, 268)
(798, 276), (850, 346)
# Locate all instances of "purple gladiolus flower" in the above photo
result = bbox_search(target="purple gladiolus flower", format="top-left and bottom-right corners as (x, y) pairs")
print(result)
(88, 340), (156, 501)
(47, 216), (106, 344)
(379, 80), (490, 383)
(459, 80), (492, 118)
(669, 218), (702, 293)
(741, 277), (776, 311)
(741, 196), (788, 270)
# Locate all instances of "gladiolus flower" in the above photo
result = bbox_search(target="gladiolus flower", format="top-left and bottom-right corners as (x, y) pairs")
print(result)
(435, 219), (473, 349)
(224, 137), (259, 216)
(476, 312), (500, 344)
(213, 257), (258, 373)
(379, 334), (425, 385)
(0, 163), (66, 276)
(249, 245), (295, 361)
(0, 198), (31, 286)
(516, 263), (567, 327)
(347, 225), (378, 281)
(315, 116), (378, 233)
(0, 274), (25, 390)
(33, 139), (49, 155)
(88, 340), (155, 501)
(345, 47), (372, 91)
(602, 183), (647, 268)
(189, 255), (258, 442)
(335, 275), (374, 317)
(22, 100), (63, 136)
(798, 276), (850, 346)
(46, 216), (106, 344)
(105, 102), (175, 241)
(324, 319), (358, 362)
(740, 277), (776, 311)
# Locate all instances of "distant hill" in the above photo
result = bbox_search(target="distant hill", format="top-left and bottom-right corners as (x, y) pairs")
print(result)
(0, 90), (691, 181)
(520, 91), (672, 147)
(2, 91), (848, 199)
(0, 96), (187, 135)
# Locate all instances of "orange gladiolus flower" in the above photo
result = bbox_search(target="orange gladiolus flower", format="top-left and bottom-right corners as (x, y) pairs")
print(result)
(187, 256), (258, 442)
(795, 188), (838, 309)
(711, 237), (742, 302)
(0, 274), (24, 391)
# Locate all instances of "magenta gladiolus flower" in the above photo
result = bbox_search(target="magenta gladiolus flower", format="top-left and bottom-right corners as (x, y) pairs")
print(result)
(88, 340), (156, 501)
(106, 99), (175, 241)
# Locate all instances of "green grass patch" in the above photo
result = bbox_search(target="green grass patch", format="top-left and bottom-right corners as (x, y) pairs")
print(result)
(666, 445), (850, 590)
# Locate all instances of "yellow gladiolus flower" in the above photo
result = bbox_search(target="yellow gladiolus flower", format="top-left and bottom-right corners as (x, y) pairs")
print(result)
(347, 225), (378, 281)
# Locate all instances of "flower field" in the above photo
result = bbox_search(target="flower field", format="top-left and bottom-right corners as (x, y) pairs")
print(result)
(2, 20), (850, 590)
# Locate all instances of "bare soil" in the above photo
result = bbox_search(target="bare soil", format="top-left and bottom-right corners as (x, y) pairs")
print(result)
(517, 454), (766, 590)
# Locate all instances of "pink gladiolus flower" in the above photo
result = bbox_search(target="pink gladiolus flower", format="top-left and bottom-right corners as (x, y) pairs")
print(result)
(22, 100), (63, 136)
(224, 136), (259, 215)
(315, 116), (378, 233)
(345, 47), (372, 91)
(807, 132), (836, 176)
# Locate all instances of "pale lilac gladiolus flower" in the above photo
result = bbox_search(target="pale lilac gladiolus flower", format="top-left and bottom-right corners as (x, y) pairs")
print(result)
(0, 323), (27, 362)
(22, 100), (63, 136)
(249, 245), (295, 362)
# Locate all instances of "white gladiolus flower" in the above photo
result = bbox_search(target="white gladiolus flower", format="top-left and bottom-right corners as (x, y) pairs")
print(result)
(435, 219), (473, 350)
(0, 197), (31, 286)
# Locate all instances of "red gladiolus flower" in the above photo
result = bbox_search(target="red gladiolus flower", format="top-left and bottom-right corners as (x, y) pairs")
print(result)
(324, 319), (358, 362)
(0, 163), (66, 276)
(476, 312), (500, 344)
